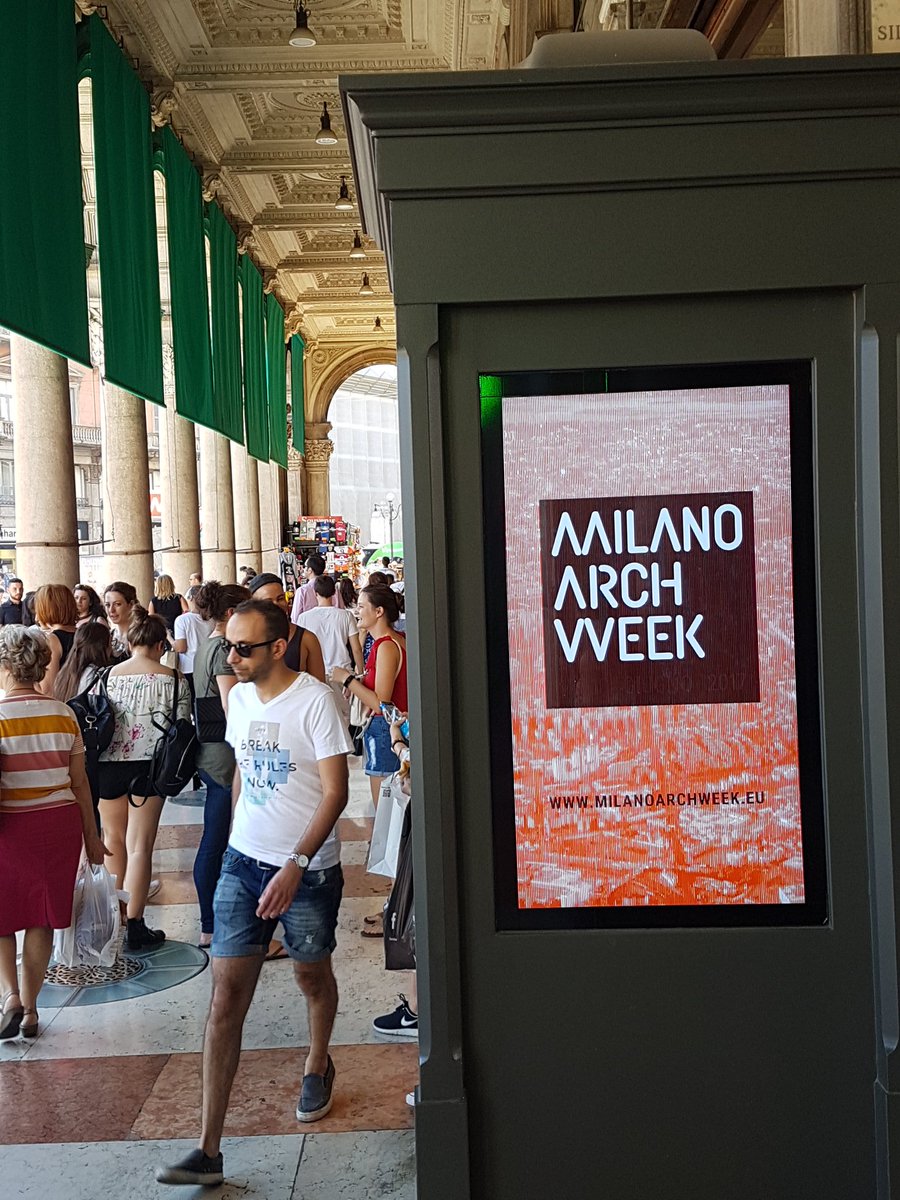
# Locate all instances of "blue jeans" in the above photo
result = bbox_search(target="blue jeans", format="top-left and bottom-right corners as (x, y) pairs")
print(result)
(212, 848), (343, 962)
(193, 770), (233, 935)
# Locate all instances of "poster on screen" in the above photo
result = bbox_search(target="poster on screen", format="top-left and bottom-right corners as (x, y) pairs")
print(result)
(501, 384), (807, 911)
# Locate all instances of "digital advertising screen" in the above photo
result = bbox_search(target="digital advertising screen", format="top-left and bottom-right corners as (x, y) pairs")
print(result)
(480, 363), (827, 930)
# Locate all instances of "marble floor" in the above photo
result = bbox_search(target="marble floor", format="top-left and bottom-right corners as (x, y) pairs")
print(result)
(0, 765), (417, 1197)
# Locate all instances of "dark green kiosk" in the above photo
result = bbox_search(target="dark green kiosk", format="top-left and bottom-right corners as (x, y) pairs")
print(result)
(342, 36), (900, 1199)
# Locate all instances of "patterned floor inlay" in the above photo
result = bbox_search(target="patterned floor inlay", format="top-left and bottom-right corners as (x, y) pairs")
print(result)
(37, 941), (208, 1009)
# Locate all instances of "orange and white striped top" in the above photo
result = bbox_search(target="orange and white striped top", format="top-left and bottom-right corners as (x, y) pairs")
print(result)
(0, 692), (84, 813)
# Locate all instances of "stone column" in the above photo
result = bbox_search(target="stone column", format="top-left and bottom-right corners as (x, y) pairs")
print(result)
(258, 460), (276, 575)
(101, 382), (154, 603)
(231, 441), (262, 575)
(783, 0), (867, 54)
(10, 334), (80, 587)
(159, 401), (201, 592)
(304, 436), (334, 517)
(287, 446), (305, 524)
(199, 426), (236, 583)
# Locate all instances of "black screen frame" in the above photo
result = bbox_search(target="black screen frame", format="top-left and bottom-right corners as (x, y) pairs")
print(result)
(480, 359), (829, 931)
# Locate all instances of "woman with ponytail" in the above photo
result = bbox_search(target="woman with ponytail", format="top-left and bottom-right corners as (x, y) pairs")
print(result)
(96, 606), (191, 950)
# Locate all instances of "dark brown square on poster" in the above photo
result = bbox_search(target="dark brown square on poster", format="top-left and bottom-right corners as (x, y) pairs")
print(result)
(538, 491), (760, 708)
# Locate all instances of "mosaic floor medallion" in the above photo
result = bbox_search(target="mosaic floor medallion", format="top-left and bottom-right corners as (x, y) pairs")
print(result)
(38, 940), (208, 1009)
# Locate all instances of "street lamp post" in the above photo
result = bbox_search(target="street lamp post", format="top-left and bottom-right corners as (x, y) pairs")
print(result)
(373, 492), (401, 559)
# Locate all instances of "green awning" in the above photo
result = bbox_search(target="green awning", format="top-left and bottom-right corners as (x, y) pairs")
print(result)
(207, 202), (244, 444)
(266, 294), (288, 469)
(87, 14), (163, 404)
(0, 0), (90, 365)
(241, 256), (268, 462)
(290, 334), (305, 455)
(159, 126), (214, 430)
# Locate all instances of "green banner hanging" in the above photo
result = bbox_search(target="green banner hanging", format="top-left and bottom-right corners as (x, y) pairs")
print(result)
(290, 334), (305, 455)
(0, 1), (90, 365)
(266, 295), (288, 469)
(207, 203), (244, 444)
(159, 126), (214, 430)
(87, 14), (163, 405)
(241, 256), (269, 462)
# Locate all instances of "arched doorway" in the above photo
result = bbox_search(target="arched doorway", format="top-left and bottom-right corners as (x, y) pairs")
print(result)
(328, 363), (401, 554)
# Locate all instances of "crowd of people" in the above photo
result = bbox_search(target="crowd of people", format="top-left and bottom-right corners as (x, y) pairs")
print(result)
(0, 556), (414, 1188)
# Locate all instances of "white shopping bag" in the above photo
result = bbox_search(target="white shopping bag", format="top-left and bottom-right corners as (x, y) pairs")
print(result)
(367, 775), (409, 878)
(53, 862), (120, 968)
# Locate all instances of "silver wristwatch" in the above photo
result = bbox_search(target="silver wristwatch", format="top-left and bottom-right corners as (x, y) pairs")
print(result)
(286, 852), (309, 871)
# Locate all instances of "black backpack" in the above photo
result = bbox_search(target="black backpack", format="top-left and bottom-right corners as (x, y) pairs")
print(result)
(129, 672), (198, 807)
(68, 667), (115, 759)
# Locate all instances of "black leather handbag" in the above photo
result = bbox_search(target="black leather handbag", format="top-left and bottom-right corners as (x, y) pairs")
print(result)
(193, 693), (227, 743)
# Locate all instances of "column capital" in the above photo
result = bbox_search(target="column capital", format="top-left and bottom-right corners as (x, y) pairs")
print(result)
(287, 445), (305, 471)
(304, 437), (333, 468)
(150, 89), (178, 129)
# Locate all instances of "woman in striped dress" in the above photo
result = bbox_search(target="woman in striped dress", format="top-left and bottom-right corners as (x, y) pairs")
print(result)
(0, 626), (108, 1040)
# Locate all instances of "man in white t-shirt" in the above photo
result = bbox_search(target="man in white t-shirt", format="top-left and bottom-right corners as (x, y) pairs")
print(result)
(295, 575), (363, 721)
(157, 599), (352, 1189)
(290, 552), (345, 622)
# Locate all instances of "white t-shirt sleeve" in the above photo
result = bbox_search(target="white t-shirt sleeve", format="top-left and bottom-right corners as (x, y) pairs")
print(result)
(306, 687), (354, 759)
(173, 613), (189, 640)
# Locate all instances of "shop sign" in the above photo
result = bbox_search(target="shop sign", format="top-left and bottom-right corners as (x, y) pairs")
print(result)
(872, 0), (900, 50)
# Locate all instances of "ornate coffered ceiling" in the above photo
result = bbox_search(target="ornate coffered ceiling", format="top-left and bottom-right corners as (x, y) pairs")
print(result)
(100, 0), (512, 345)
(94, 0), (782, 349)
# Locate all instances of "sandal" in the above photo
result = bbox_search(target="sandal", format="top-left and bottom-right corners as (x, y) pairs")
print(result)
(363, 912), (382, 926)
(20, 1009), (38, 1039)
(361, 922), (383, 939)
(0, 991), (24, 1041)
(265, 939), (288, 961)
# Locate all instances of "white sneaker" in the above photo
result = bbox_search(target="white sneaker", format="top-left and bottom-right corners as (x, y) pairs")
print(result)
(147, 879), (161, 900)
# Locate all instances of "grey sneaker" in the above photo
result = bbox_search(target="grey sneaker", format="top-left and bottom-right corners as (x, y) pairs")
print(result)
(296, 1054), (335, 1122)
(155, 1148), (224, 1186)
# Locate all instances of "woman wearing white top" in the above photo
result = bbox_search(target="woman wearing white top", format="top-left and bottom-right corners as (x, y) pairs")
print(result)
(97, 607), (191, 950)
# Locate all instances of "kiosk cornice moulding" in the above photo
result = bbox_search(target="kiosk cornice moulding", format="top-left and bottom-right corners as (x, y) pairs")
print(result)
(343, 54), (900, 297)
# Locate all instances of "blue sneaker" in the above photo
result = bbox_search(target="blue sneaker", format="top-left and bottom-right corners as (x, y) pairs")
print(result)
(296, 1054), (335, 1122)
(156, 1148), (224, 1186)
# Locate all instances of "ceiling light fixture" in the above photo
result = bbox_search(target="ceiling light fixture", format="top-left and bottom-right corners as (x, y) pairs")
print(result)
(315, 102), (338, 146)
(334, 176), (353, 211)
(349, 230), (366, 259)
(289, 4), (317, 48)
(359, 273), (374, 296)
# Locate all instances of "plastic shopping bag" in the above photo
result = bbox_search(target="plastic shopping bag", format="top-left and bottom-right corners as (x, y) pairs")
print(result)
(53, 862), (120, 969)
(367, 775), (409, 878)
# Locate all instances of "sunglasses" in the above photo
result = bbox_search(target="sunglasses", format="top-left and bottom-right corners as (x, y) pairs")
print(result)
(223, 638), (278, 659)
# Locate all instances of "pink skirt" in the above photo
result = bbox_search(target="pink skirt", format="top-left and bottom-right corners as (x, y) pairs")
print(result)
(0, 805), (84, 935)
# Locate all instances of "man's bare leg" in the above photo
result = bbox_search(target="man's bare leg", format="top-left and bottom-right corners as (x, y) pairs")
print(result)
(199, 954), (265, 1157)
(294, 957), (338, 1077)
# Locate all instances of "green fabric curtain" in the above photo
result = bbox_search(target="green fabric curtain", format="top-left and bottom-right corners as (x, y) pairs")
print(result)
(266, 295), (288, 469)
(207, 203), (244, 444)
(241, 256), (269, 462)
(290, 334), (305, 455)
(0, 1), (90, 364)
(87, 14), (163, 404)
(159, 126), (214, 429)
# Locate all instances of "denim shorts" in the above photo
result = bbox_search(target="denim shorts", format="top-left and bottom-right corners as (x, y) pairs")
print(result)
(211, 847), (343, 962)
(363, 714), (401, 778)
